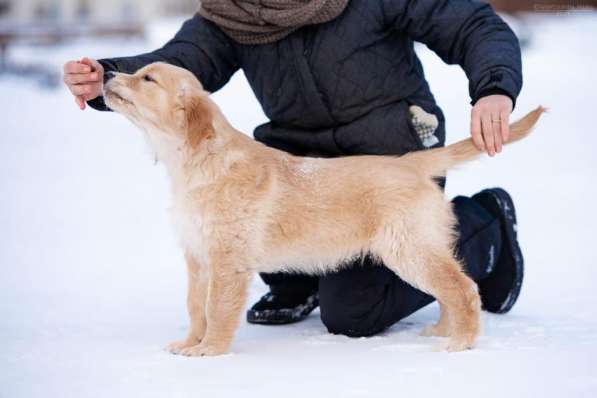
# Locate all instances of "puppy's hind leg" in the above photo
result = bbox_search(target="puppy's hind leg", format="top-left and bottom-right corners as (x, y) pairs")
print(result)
(379, 248), (481, 352)
(420, 301), (450, 337)
(432, 257), (481, 351)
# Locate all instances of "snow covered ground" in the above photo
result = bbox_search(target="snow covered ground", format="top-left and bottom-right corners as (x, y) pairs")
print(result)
(1, 13), (597, 398)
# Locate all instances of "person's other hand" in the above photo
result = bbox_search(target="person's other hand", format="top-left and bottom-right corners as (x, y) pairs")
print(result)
(470, 94), (513, 156)
(63, 57), (104, 110)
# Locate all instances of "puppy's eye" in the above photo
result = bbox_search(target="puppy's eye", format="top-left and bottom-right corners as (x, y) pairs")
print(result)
(143, 75), (155, 83)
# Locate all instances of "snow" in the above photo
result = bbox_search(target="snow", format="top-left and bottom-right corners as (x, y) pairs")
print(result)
(296, 157), (320, 175)
(2, 13), (597, 398)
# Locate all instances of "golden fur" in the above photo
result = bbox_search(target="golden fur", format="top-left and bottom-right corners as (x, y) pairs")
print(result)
(104, 62), (544, 356)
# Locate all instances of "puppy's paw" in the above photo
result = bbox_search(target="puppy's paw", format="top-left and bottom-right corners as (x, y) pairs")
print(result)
(421, 324), (450, 337)
(444, 336), (476, 352)
(165, 338), (201, 354)
(177, 342), (229, 357)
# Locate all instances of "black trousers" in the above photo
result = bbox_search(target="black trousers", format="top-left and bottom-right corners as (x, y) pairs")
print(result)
(260, 195), (502, 337)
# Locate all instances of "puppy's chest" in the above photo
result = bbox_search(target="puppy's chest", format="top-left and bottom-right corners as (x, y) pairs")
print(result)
(170, 192), (212, 262)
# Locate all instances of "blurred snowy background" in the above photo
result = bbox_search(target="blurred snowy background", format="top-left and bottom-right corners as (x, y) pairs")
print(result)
(1, 1), (597, 397)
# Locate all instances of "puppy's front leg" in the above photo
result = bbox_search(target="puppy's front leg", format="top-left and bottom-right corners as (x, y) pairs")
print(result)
(166, 252), (208, 354)
(178, 257), (251, 357)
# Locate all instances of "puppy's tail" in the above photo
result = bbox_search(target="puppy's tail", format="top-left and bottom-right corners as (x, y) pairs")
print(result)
(402, 106), (546, 177)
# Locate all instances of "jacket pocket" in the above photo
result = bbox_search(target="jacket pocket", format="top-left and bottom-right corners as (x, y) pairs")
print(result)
(332, 100), (425, 156)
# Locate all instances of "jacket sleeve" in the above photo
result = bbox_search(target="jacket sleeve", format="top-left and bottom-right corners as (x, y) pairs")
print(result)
(88, 14), (239, 111)
(382, 0), (522, 107)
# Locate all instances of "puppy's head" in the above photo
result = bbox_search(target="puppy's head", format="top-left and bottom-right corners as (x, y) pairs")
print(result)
(104, 62), (214, 148)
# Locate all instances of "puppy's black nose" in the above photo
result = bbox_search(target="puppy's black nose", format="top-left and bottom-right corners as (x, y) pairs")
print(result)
(104, 71), (117, 83)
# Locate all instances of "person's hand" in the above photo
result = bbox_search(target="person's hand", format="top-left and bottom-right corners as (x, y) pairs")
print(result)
(470, 94), (513, 156)
(63, 57), (104, 110)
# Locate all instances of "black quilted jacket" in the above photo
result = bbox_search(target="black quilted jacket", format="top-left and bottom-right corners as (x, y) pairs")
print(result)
(90, 0), (522, 157)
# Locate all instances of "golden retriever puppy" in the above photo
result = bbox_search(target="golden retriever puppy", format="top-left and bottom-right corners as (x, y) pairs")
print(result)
(103, 62), (543, 356)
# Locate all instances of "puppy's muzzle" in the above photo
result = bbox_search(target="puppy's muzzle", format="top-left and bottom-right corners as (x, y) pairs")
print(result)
(105, 80), (132, 106)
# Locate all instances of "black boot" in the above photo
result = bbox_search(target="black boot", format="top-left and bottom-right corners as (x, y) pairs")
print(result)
(247, 289), (319, 325)
(472, 188), (524, 314)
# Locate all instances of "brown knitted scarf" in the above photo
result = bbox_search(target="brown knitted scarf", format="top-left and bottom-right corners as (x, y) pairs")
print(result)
(198, 0), (350, 45)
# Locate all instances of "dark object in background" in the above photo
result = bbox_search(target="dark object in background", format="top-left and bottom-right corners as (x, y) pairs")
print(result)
(490, 0), (597, 13)
(488, 0), (597, 50)
(0, 23), (143, 88)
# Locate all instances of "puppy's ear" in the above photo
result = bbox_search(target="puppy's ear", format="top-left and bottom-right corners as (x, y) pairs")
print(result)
(184, 94), (214, 149)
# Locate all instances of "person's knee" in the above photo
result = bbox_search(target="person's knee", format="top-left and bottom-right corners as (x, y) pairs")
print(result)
(319, 290), (355, 336)
(320, 303), (380, 337)
(319, 265), (394, 337)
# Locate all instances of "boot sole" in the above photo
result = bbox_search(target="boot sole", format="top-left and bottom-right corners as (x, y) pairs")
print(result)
(247, 294), (319, 325)
(474, 188), (524, 314)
